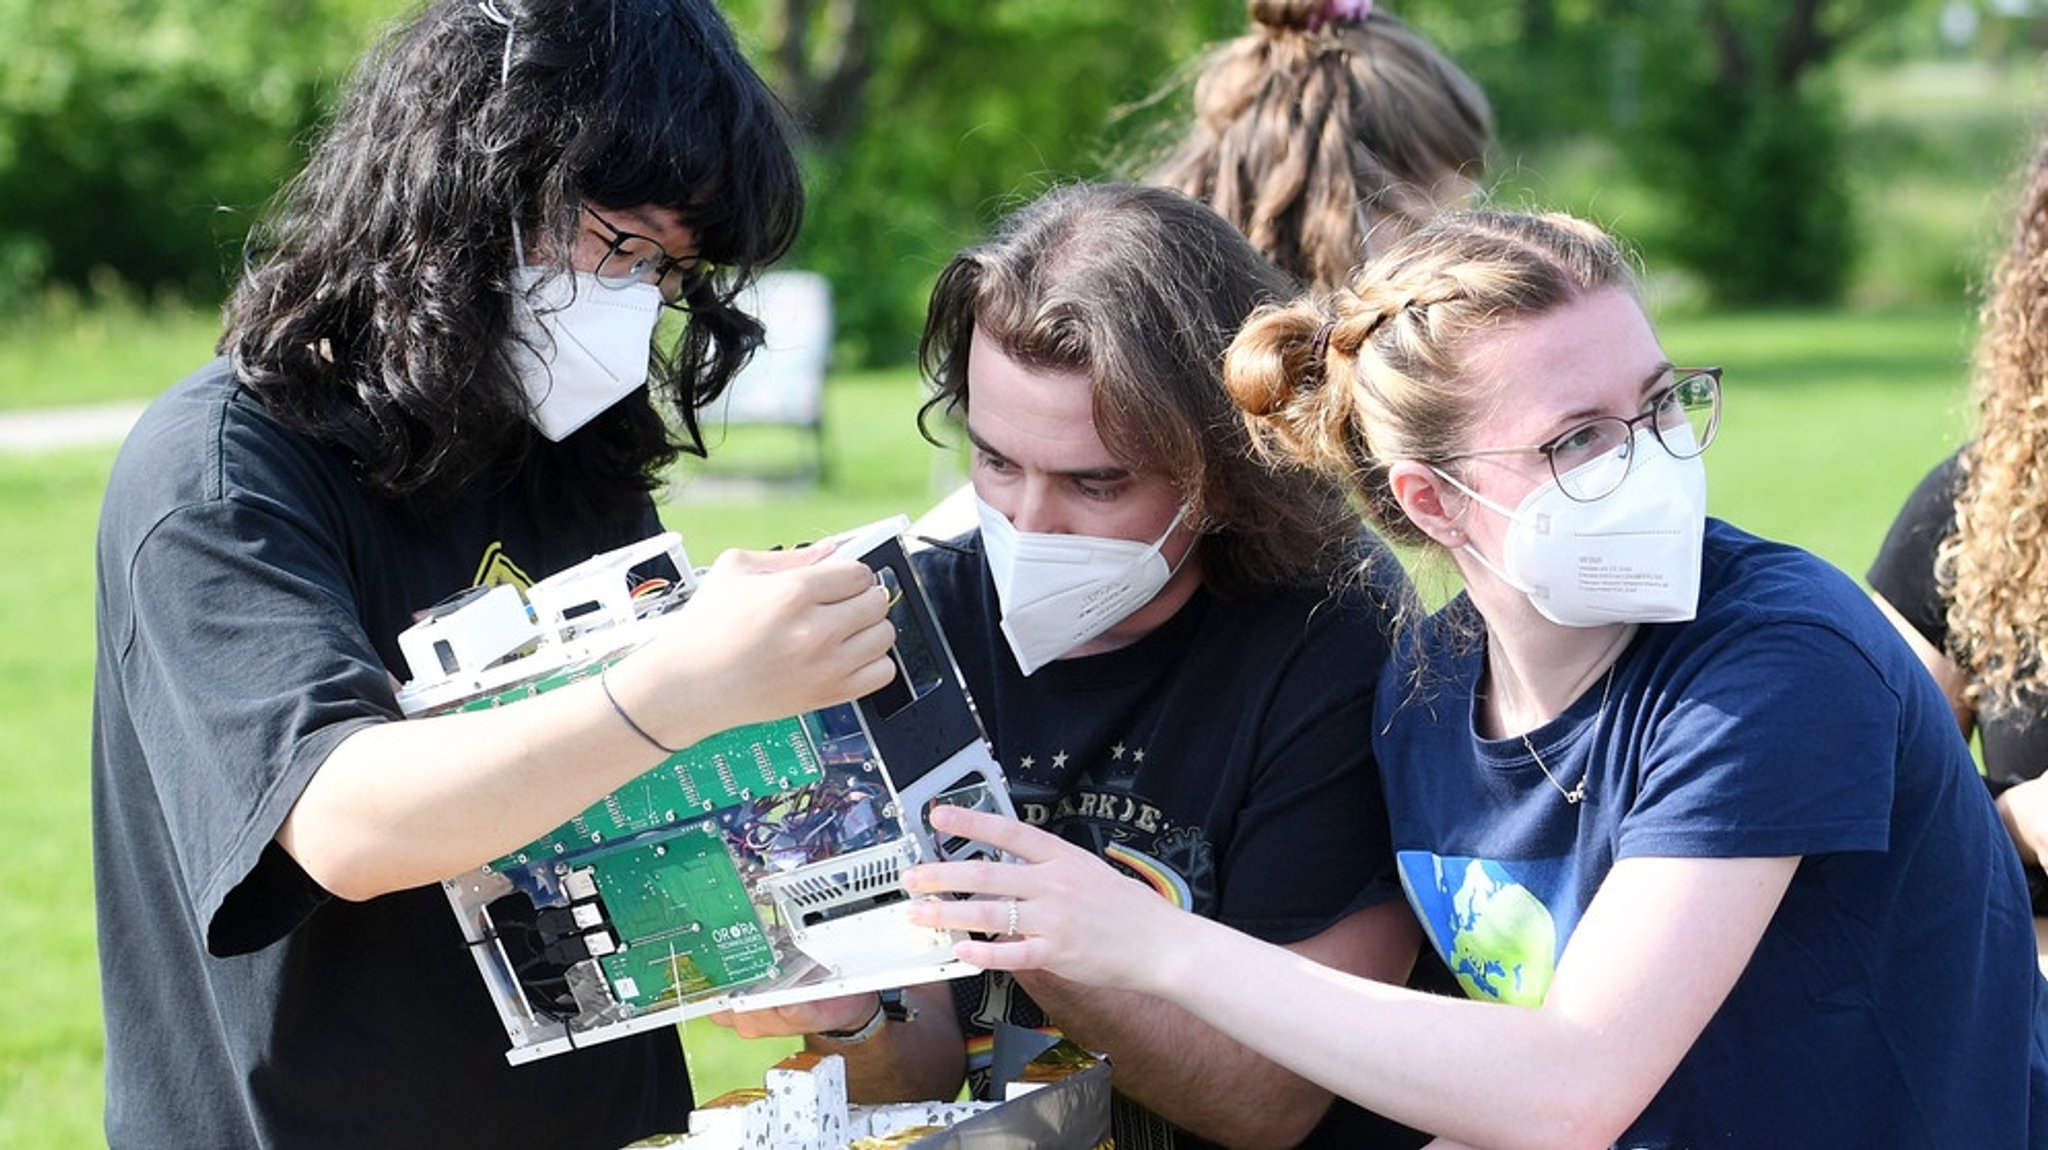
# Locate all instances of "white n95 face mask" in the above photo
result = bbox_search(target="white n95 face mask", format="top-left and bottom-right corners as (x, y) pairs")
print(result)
(1437, 426), (1707, 627)
(975, 494), (1189, 675)
(505, 266), (665, 441)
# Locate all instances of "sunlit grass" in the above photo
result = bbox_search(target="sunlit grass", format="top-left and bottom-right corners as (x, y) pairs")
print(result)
(0, 297), (220, 410)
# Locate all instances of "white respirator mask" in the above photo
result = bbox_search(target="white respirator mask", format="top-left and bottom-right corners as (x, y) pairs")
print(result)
(504, 265), (665, 441)
(975, 494), (1190, 675)
(1436, 426), (1707, 627)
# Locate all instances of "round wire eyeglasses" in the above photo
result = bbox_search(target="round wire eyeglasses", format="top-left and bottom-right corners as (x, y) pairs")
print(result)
(582, 205), (711, 305)
(1434, 368), (1723, 502)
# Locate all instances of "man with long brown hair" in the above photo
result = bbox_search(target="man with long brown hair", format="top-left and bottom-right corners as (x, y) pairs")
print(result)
(719, 182), (1428, 1150)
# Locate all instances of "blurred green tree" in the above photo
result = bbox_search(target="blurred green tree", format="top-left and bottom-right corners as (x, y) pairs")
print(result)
(0, 0), (2011, 356)
(0, 0), (393, 311)
(1626, 0), (1914, 305)
(725, 0), (1238, 363)
(1405, 0), (1917, 305)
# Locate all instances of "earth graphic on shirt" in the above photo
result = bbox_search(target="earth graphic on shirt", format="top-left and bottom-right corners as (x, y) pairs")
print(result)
(1399, 852), (1560, 1006)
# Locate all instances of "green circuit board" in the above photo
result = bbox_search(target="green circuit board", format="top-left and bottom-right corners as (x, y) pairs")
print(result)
(451, 655), (840, 1008)
(454, 657), (828, 872)
(411, 523), (981, 1055)
(583, 825), (779, 1005)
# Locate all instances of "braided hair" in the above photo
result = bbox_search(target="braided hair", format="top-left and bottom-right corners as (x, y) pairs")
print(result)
(1224, 210), (1634, 549)
(1142, 0), (1491, 292)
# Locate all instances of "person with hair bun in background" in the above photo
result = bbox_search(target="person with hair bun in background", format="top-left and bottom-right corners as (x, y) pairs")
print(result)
(903, 208), (2048, 1148)
(1142, 0), (1492, 292)
(1871, 129), (2048, 974)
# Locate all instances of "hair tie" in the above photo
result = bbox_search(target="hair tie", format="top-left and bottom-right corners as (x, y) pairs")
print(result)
(1298, 318), (1339, 396)
(1308, 318), (1337, 364)
(1307, 0), (1374, 33)
(601, 664), (680, 755)
(478, 0), (516, 85)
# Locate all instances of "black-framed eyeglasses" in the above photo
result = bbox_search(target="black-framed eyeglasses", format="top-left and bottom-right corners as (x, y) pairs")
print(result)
(582, 205), (711, 304)
(1435, 367), (1723, 503)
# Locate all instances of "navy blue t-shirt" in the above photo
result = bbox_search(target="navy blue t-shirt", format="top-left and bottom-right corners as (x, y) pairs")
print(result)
(92, 359), (689, 1148)
(1376, 519), (2048, 1147)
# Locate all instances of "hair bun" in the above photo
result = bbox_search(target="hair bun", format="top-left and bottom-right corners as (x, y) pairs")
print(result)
(1225, 306), (1326, 417)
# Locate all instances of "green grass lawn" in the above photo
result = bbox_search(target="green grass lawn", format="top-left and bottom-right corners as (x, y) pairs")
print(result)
(0, 300), (1980, 1147)
(1669, 306), (1976, 573)
(0, 449), (112, 1150)
(0, 301), (222, 410)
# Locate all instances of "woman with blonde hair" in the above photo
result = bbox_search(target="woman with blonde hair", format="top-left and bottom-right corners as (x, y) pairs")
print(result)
(905, 208), (2048, 1147)
(1871, 131), (2048, 964)
(1142, 0), (1492, 291)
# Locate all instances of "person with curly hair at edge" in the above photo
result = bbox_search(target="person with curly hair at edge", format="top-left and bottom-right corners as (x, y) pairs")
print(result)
(1872, 129), (2048, 975)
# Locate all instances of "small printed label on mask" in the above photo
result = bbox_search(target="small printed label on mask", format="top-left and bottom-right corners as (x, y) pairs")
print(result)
(1574, 557), (1672, 594)
(1451, 433), (1708, 627)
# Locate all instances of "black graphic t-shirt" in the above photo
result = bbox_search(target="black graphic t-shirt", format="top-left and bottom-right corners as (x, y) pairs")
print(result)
(93, 359), (688, 1148)
(911, 533), (1413, 1150)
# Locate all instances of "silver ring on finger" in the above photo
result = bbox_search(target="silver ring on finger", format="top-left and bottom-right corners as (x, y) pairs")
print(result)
(1005, 898), (1020, 938)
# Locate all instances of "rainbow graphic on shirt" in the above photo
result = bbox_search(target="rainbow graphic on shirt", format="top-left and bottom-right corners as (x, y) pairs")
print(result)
(1103, 842), (1193, 909)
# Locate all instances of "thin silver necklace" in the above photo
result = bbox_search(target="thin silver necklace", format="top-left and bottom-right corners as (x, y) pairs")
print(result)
(1520, 662), (1616, 805)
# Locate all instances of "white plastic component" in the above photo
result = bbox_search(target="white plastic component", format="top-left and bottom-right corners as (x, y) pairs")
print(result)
(820, 514), (910, 560)
(391, 531), (699, 716)
(758, 839), (953, 977)
(395, 583), (539, 685)
(524, 531), (696, 638)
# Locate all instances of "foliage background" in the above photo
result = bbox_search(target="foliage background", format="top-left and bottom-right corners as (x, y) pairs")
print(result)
(0, 0), (390, 309)
(7, 0), (2048, 367)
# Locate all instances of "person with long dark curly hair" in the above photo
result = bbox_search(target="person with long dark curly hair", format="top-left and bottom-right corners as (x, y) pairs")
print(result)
(89, 2), (898, 1145)
(1871, 131), (2048, 974)
(1139, 0), (1492, 293)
